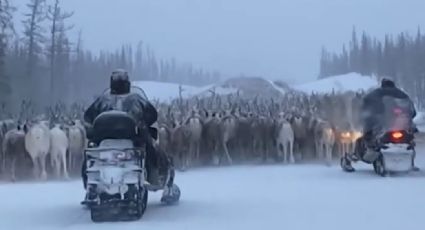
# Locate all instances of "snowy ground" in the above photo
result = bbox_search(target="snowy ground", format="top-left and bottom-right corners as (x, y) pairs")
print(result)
(1, 146), (425, 230)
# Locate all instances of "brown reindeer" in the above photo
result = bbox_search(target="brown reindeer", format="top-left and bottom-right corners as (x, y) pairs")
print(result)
(201, 110), (224, 165)
(313, 118), (336, 166)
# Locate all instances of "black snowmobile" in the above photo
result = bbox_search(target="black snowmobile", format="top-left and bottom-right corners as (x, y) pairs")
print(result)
(341, 96), (418, 176)
(82, 87), (180, 222)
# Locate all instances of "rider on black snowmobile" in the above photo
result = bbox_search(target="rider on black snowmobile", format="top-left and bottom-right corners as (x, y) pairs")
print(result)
(81, 69), (178, 202)
(344, 78), (417, 170)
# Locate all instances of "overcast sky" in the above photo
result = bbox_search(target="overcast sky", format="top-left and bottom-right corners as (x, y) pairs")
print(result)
(12, 0), (425, 83)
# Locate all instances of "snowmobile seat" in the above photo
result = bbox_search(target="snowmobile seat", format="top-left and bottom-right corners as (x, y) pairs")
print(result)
(92, 110), (138, 143)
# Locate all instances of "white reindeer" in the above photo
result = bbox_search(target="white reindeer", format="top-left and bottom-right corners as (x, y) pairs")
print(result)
(67, 123), (86, 173)
(24, 121), (51, 180)
(49, 124), (70, 179)
(276, 112), (295, 164)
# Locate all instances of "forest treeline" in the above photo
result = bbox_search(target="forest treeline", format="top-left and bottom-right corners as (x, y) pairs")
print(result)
(0, 0), (220, 113)
(320, 28), (425, 109)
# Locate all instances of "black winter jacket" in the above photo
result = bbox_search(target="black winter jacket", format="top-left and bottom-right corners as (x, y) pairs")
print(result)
(361, 87), (416, 120)
(83, 92), (158, 128)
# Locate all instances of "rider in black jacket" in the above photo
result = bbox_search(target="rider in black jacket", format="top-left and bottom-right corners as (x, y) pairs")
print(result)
(344, 78), (418, 171)
(81, 69), (177, 202)
(83, 69), (158, 146)
(360, 78), (416, 142)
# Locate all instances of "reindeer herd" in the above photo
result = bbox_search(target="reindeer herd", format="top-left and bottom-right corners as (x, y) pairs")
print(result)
(155, 91), (364, 170)
(0, 103), (86, 181)
(0, 90), (365, 182)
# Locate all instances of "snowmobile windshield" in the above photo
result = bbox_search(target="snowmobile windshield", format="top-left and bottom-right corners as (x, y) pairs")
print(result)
(381, 96), (414, 132)
(102, 86), (149, 101)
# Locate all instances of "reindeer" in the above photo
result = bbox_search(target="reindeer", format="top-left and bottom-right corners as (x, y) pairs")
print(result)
(169, 118), (190, 171)
(276, 112), (295, 164)
(49, 124), (69, 179)
(157, 124), (172, 155)
(65, 119), (86, 174)
(289, 113), (309, 160)
(235, 110), (255, 160)
(2, 126), (28, 181)
(314, 119), (336, 166)
(0, 119), (16, 173)
(201, 110), (224, 165)
(183, 108), (203, 167)
(24, 120), (51, 180)
(220, 108), (238, 165)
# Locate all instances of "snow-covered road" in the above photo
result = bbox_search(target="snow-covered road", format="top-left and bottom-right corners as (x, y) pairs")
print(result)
(2, 149), (425, 230)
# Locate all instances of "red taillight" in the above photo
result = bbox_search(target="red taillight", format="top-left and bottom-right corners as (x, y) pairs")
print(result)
(393, 108), (403, 115)
(391, 131), (403, 139)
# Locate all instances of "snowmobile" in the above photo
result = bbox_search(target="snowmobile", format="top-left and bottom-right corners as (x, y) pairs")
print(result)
(82, 113), (180, 222)
(83, 110), (149, 222)
(341, 96), (417, 177)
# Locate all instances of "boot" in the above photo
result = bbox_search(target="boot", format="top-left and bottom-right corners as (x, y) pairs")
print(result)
(350, 137), (366, 162)
(412, 158), (420, 171)
(160, 168), (181, 204)
(342, 154), (355, 172)
(161, 184), (181, 204)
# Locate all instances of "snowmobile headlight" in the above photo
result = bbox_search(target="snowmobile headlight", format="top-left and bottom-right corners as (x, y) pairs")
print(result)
(341, 132), (351, 139)
(353, 131), (362, 138)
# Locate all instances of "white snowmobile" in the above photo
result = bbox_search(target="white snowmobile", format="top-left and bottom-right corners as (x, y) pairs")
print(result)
(82, 110), (180, 222)
(341, 97), (417, 176)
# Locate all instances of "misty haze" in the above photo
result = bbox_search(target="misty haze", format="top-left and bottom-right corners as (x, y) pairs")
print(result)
(0, 0), (425, 229)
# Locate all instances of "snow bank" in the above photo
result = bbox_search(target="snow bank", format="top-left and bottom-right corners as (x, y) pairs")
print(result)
(133, 77), (287, 103)
(292, 72), (378, 94)
(134, 73), (381, 103)
(132, 81), (202, 102)
(132, 81), (238, 103)
(194, 85), (239, 97)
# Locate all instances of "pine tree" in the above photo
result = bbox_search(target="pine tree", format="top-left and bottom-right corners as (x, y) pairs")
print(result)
(0, 0), (15, 107)
(46, 0), (74, 104)
(22, 0), (46, 101)
(360, 31), (371, 75)
(340, 45), (349, 74)
(319, 28), (425, 109)
(349, 27), (360, 72)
